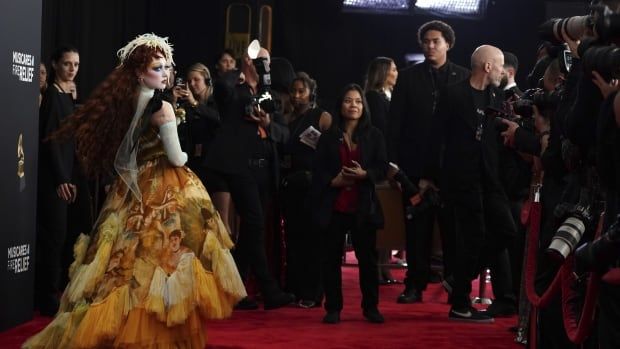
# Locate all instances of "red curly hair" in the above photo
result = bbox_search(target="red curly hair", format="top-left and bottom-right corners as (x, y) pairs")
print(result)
(54, 45), (167, 178)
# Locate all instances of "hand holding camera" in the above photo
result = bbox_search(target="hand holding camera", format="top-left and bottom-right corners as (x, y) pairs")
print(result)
(246, 105), (271, 128)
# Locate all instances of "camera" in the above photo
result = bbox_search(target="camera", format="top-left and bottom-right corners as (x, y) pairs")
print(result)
(575, 214), (620, 272)
(537, 3), (616, 45)
(175, 77), (185, 87)
(580, 37), (620, 80)
(539, 15), (593, 45)
(488, 106), (535, 133)
(491, 87), (561, 133)
(245, 40), (277, 115)
(546, 188), (598, 263)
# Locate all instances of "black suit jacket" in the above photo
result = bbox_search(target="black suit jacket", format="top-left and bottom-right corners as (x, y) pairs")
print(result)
(387, 60), (469, 179)
(205, 71), (289, 177)
(423, 79), (504, 193)
(310, 126), (388, 230)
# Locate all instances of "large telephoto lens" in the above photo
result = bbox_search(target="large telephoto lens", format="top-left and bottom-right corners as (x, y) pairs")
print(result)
(582, 45), (620, 80)
(547, 216), (586, 262)
(539, 16), (590, 45)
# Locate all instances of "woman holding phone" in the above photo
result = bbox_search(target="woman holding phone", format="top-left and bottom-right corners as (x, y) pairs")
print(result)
(311, 84), (388, 324)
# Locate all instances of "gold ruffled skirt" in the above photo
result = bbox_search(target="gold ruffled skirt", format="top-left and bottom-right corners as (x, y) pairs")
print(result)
(23, 158), (246, 348)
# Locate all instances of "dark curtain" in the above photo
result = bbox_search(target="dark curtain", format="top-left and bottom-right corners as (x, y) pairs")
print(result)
(42, 0), (545, 105)
(41, 0), (226, 100)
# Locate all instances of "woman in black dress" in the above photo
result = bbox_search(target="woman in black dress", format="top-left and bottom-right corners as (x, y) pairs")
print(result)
(282, 72), (331, 308)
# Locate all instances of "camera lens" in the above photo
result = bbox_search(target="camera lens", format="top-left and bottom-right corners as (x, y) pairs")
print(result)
(546, 216), (586, 262)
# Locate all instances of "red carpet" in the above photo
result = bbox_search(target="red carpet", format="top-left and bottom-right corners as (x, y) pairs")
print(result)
(1, 264), (521, 349)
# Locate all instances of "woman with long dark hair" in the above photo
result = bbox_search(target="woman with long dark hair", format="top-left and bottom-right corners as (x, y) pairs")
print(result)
(312, 84), (388, 324)
(24, 34), (245, 349)
(364, 56), (399, 285)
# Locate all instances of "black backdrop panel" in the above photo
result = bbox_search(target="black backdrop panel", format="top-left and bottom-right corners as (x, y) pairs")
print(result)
(0, 0), (42, 331)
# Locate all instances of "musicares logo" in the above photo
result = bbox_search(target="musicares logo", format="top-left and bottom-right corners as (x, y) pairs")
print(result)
(12, 51), (35, 83)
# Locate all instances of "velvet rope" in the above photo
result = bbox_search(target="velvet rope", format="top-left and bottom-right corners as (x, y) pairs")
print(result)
(525, 207), (604, 345)
(560, 257), (601, 344)
(559, 214), (604, 344)
(524, 201), (562, 308)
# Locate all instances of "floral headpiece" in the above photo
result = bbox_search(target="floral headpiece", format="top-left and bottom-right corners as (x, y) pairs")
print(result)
(116, 33), (174, 66)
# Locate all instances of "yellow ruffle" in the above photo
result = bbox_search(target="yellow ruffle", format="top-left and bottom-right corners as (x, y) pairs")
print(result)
(144, 254), (237, 325)
(61, 213), (121, 310)
(113, 307), (205, 349)
(70, 285), (131, 348)
(22, 312), (71, 349)
(202, 218), (247, 301)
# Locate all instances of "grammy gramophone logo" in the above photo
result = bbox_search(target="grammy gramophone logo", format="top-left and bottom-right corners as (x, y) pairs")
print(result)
(17, 133), (25, 191)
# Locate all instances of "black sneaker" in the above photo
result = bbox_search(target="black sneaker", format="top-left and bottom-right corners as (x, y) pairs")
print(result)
(449, 307), (494, 323)
(322, 311), (340, 324)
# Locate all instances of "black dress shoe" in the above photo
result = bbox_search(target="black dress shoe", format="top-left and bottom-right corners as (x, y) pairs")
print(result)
(396, 288), (423, 304)
(363, 308), (385, 323)
(322, 311), (340, 324)
(234, 297), (259, 310)
(264, 292), (295, 310)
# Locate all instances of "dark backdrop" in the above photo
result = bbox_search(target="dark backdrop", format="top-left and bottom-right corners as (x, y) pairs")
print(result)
(1, 0), (41, 331)
(41, 0), (553, 109)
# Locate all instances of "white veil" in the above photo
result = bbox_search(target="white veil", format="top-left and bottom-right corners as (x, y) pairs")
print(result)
(112, 33), (173, 202)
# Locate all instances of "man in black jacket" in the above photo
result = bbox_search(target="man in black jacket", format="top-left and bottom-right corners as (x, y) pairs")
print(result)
(422, 45), (517, 323)
(388, 20), (469, 304)
(205, 46), (294, 310)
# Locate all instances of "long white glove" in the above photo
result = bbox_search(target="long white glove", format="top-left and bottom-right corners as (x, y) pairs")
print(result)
(159, 120), (188, 167)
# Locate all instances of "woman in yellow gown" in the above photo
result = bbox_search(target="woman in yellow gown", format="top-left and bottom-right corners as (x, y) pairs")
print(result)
(23, 33), (246, 349)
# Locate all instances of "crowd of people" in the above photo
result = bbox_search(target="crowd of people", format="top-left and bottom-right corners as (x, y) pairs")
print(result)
(25, 4), (620, 347)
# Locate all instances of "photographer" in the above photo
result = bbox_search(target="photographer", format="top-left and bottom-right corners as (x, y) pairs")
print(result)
(204, 43), (294, 310)
(501, 50), (583, 348)
(561, 4), (620, 346)
(422, 45), (516, 323)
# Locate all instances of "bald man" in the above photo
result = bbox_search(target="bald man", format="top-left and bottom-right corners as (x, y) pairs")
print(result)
(421, 45), (517, 323)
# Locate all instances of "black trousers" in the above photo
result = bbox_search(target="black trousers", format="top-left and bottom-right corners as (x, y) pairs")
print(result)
(282, 183), (322, 302)
(507, 199), (527, 299)
(35, 172), (91, 306)
(35, 184), (67, 306)
(403, 204), (454, 291)
(447, 182), (516, 310)
(323, 212), (378, 312)
(214, 167), (281, 298)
